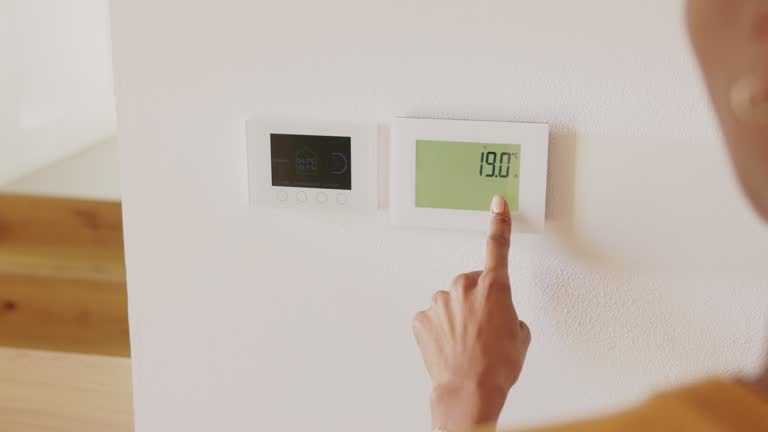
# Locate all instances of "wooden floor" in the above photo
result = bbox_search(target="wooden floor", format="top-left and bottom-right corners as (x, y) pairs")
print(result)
(0, 193), (134, 431)
(0, 347), (133, 432)
(0, 193), (130, 357)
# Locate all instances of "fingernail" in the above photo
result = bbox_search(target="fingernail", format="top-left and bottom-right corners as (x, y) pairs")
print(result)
(491, 195), (506, 214)
(731, 77), (768, 123)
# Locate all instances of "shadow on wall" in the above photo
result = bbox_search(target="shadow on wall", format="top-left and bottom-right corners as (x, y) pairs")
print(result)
(542, 132), (615, 268)
(545, 132), (578, 226)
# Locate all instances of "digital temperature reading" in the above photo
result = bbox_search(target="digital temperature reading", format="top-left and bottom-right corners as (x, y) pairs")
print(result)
(416, 140), (521, 212)
(478, 150), (520, 178)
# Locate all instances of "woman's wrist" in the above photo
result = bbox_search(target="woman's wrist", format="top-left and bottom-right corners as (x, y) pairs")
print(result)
(430, 381), (508, 432)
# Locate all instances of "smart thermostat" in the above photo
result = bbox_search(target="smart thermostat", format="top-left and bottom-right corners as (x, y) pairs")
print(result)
(390, 118), (549, 232)
(246, 119), (377, 211)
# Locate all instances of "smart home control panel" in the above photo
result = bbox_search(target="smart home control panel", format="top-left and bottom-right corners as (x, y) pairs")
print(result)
(246, 117), (548, 231)
(391, 118), (549, 231)
(246, 119), (377, 210)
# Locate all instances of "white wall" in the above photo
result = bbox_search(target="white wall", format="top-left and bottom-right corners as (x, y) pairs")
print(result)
(112, 1), (768, 431)
(4, 138), (121, 200)
(0, 0), (19, 172)
(0, 0), (116, 184)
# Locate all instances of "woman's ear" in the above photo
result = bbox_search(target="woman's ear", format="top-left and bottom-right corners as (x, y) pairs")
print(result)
(686, 1), (768, 221)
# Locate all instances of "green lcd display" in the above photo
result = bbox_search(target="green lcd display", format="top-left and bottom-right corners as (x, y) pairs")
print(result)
(416, 140), (521, 212)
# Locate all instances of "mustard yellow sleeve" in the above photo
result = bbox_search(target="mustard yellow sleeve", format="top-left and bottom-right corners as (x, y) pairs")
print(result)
(506, 380), (768, 432)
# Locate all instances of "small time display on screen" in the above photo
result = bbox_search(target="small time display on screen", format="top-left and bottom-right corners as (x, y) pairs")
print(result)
(416, 140), (521, 212)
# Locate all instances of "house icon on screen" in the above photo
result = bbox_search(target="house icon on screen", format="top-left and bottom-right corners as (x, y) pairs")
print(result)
(295, 147), (319, 176)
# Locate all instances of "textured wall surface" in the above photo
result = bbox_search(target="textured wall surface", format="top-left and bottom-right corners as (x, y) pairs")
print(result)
(112, 1), (768, 430)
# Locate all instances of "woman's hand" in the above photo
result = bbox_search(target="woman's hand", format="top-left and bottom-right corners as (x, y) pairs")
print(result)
(413, 195), (531, 432)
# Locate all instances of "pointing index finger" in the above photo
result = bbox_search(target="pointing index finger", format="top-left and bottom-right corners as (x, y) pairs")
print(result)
(484, 195), (512, 273)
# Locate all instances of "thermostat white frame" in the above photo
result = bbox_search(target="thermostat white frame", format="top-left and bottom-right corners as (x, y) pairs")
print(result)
(246, 119), (377, 211)
(390, 118), (549, 232)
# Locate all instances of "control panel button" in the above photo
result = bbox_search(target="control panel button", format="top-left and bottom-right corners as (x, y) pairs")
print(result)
(336, 193), (348, 205)
(296, 191), (308, 202)
(316, 192), (328, 203)
(277, 190), (288, 202)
